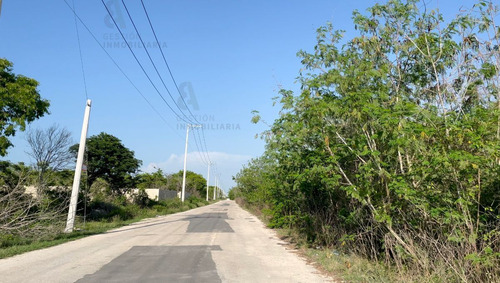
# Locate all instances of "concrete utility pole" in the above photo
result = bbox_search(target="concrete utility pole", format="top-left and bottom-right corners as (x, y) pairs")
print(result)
(65, 99), (92, 233)
(181, 124), (201, 202)
(216, 174), (221, 199)
(214, 175), (217, 200)
(206, 162), (211, 201)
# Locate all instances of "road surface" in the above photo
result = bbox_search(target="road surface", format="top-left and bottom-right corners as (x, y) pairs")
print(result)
(0, 200), (330, 282)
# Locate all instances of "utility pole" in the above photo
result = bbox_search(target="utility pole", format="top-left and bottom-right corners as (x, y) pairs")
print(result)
(181, 124), (201, 202)
(216, 174), (221, 199)
(221, 175), (223, 198)
(65, 99), (92, 233)
(214, 175), (217, 200)
(206, 162), (211, 201)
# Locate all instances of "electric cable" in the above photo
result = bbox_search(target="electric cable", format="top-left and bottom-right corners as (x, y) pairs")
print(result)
(139, 0), (197, 119)
(120, 0), (196, 124)
(72, 0), (88, 228)
(191, 128), (209, 165)
(72, 0), (88, 100)
(138, 0), (214, 163)
(100, 0), (192, 124)
(62, 0), (184, 141)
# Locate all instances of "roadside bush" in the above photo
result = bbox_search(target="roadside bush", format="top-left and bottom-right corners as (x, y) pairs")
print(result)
(160, 198), (182, 209)
(152, 204), (167, 213)
(88, 178), (112, 202)
(237, 1), (500, 282)
(86, 201), (121, 221)
(132, 188), (151, 208)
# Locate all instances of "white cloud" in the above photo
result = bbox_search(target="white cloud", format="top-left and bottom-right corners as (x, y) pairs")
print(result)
(142, 151), (252, 192)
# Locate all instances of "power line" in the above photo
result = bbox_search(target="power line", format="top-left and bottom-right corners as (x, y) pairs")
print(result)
(71, 0), (88, 100)
(194, 127), (211, 164)
(138, 0), (214, 164)
(139, 0), (197, 120)
(62, 0), (183, 141)
(191, 127), (209, 165)
(100, 0), (192, 124)
(71, 0), (214, 166)
(71, 0), (90, 229)
(199, 127), (212, 164)
(120, 0), (195, 124)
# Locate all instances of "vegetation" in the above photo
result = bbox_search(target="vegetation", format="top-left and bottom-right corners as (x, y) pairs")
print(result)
(26, 125), (73, 198)
(0, 154), (214, 259)
(165, 170), (207, 197)
(0, 58), (50, 156)
(135, 169), (210, 198)
(70, 132), (142, 192)
(234, 1), (500, 282)
(0, 161), (65, 237)
(0, 57), (217, 259)
(0, 193), (209, 259)
(135, 168), (169, 189)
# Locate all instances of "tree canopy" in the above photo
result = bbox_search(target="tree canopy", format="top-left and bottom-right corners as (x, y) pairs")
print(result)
(237, 0), (500, 281)
(0, 58), (50, 156)
(135, 169), (169, 189)
(166, 170), (206, 197)
(71, 132), (142, 192)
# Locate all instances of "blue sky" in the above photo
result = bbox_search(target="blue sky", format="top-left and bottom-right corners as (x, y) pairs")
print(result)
(0, 0), (479, 192)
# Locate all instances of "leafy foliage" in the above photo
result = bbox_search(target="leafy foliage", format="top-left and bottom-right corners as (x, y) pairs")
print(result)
(135, 169), (169, 189)
(135, 169), (210, 199)
(238, 1), (500, 281)
(165, 170), (207, 198)
(0, 58), (50, 156)
(70, 132), (142, 192)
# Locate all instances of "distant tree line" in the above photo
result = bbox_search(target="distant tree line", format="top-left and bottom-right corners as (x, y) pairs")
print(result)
(0, 57), (212, 238)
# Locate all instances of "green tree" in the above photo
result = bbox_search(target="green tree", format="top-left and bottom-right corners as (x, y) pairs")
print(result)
(70, 132), (142, 193)
(233, 156), (276, 208)
(240, 1), (499, 281)
(166, 170), (206, 197)
(228, 187), (240, 200)
(0, 58), (50, 156)
(135, 169), (169, 189)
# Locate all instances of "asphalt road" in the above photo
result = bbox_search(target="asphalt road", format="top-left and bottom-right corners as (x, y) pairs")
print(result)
(0, 200), (330, 282)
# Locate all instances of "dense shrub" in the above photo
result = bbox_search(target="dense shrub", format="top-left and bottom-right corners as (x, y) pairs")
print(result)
(237, 1), (500, 282)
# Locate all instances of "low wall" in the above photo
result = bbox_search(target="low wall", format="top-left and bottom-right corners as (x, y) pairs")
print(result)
(130, 189), (189, 201)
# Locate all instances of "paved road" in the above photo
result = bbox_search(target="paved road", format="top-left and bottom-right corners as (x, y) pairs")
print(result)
(0, 200), (330, 282)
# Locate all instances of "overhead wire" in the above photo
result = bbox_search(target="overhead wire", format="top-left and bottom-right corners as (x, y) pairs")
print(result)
(199, 127), (212, 163)
(68, 0), (215, 175)
(191, 127), (209, 165)
(72, 0), (88, 100)
(194, 127), (211, 164)
(71, 0), (89, 229)
(62, 0), (184, 141)
(120, 0), (196, 124)
(100, 0), (192, 124)
(107, 1), (215, 166)
(139, 0), (197, 120)
(138, 0), (213, 164)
